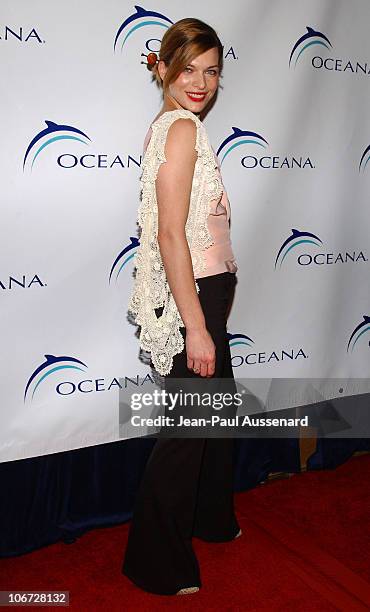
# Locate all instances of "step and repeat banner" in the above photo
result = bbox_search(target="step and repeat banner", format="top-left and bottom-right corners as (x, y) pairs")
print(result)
(1, 0), (370, 461)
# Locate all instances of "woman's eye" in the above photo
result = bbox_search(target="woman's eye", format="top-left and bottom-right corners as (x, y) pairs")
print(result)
(184, 68), (218, 75)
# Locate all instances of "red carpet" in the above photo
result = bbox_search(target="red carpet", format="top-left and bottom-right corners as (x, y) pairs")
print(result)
(1, 454), (369, 610)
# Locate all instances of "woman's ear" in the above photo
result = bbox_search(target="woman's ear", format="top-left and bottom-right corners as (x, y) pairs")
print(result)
(157, 60), (167, 82)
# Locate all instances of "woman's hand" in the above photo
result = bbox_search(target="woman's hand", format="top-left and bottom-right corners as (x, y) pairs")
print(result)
(185, 328), (216, 377)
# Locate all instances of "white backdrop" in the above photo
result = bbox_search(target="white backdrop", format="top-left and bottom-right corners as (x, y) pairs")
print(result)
(1, 0), (370, 462)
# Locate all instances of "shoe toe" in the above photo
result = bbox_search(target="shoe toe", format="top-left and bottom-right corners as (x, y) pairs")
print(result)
(176, 586), (200, 595)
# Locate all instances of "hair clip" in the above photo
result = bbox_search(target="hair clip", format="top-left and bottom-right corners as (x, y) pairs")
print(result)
(141, 52), (159, 70)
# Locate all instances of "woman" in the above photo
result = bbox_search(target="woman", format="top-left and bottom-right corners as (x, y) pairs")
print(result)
(122, 17), (241, 596)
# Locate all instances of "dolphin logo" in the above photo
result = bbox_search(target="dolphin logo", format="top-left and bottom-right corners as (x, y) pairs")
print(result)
(23, 120), (91, 170)
(227, 332), (254, 348)
(109, 237), (140, 284)
(114, 5), (173, 53)
(275, 228), (323, 268)
(347, 315), (370, 352)
(216, 127), (269, 165)
(24, 354), (88, 402)
(289, 26), (332, 68)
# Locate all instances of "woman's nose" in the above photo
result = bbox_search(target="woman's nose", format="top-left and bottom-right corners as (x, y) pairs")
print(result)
(192, 72), (206, 89)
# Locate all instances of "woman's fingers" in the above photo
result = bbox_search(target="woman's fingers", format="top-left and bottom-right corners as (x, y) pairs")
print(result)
(200, 362), (208, 377)
(187, 358), (200, 373)
(187, 357), (194, 371)
(187, 358), (215, 377)
(192, 361), (201, 374)
(206, 359), (216, 377)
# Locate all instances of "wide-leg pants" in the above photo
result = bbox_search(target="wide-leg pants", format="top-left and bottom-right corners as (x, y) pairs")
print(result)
(122, 271), (240, 595)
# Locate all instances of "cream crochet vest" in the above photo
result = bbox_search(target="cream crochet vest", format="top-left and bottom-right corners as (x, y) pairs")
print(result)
(128, 109), (223, 376)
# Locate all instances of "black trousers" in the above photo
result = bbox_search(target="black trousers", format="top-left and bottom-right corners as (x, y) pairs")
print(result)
(122, 271), (240, 595)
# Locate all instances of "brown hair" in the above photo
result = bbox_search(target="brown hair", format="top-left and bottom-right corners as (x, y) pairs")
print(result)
(151, 18), (223, 91)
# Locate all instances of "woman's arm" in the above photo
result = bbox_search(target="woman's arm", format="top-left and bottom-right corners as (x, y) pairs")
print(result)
(155, 118), (216, 377)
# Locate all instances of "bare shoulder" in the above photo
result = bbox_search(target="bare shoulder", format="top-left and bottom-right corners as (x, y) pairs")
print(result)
(152, 110), (201, 162)
(153, 109), (200, 130)
(168, 116), (197, 136)
(165, 117), (197, 155)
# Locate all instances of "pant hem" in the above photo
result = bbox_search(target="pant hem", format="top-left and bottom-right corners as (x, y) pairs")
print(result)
(122, 566), (202, 596)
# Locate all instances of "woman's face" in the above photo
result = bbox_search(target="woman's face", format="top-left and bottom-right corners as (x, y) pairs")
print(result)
(161, 47), (220, 113)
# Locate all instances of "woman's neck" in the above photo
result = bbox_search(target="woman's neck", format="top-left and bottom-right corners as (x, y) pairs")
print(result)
(160, 93), (201, 119)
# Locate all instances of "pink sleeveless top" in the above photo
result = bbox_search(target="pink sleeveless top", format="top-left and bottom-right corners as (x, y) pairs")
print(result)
(142, 125), (238, 279)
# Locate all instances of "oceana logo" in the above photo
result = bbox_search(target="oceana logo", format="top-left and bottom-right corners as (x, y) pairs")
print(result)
(24, 354), (89, 403)
(114, 5), (238, 65)
(0, 274), (45, 291)
(23, 120), (142, 172)
(114, 5), (173, 55)
(275, 229), (368, 269)
(23, 121), (91, 172)
(109, 237), (140, 284)
(0, 25), (44, 44)
(216, 128), (314, 170)
(347, 316), (370, 353)
(290, 26), (370, 77)
(227, 332), (307, 368)
(24, 354), (152, 402)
